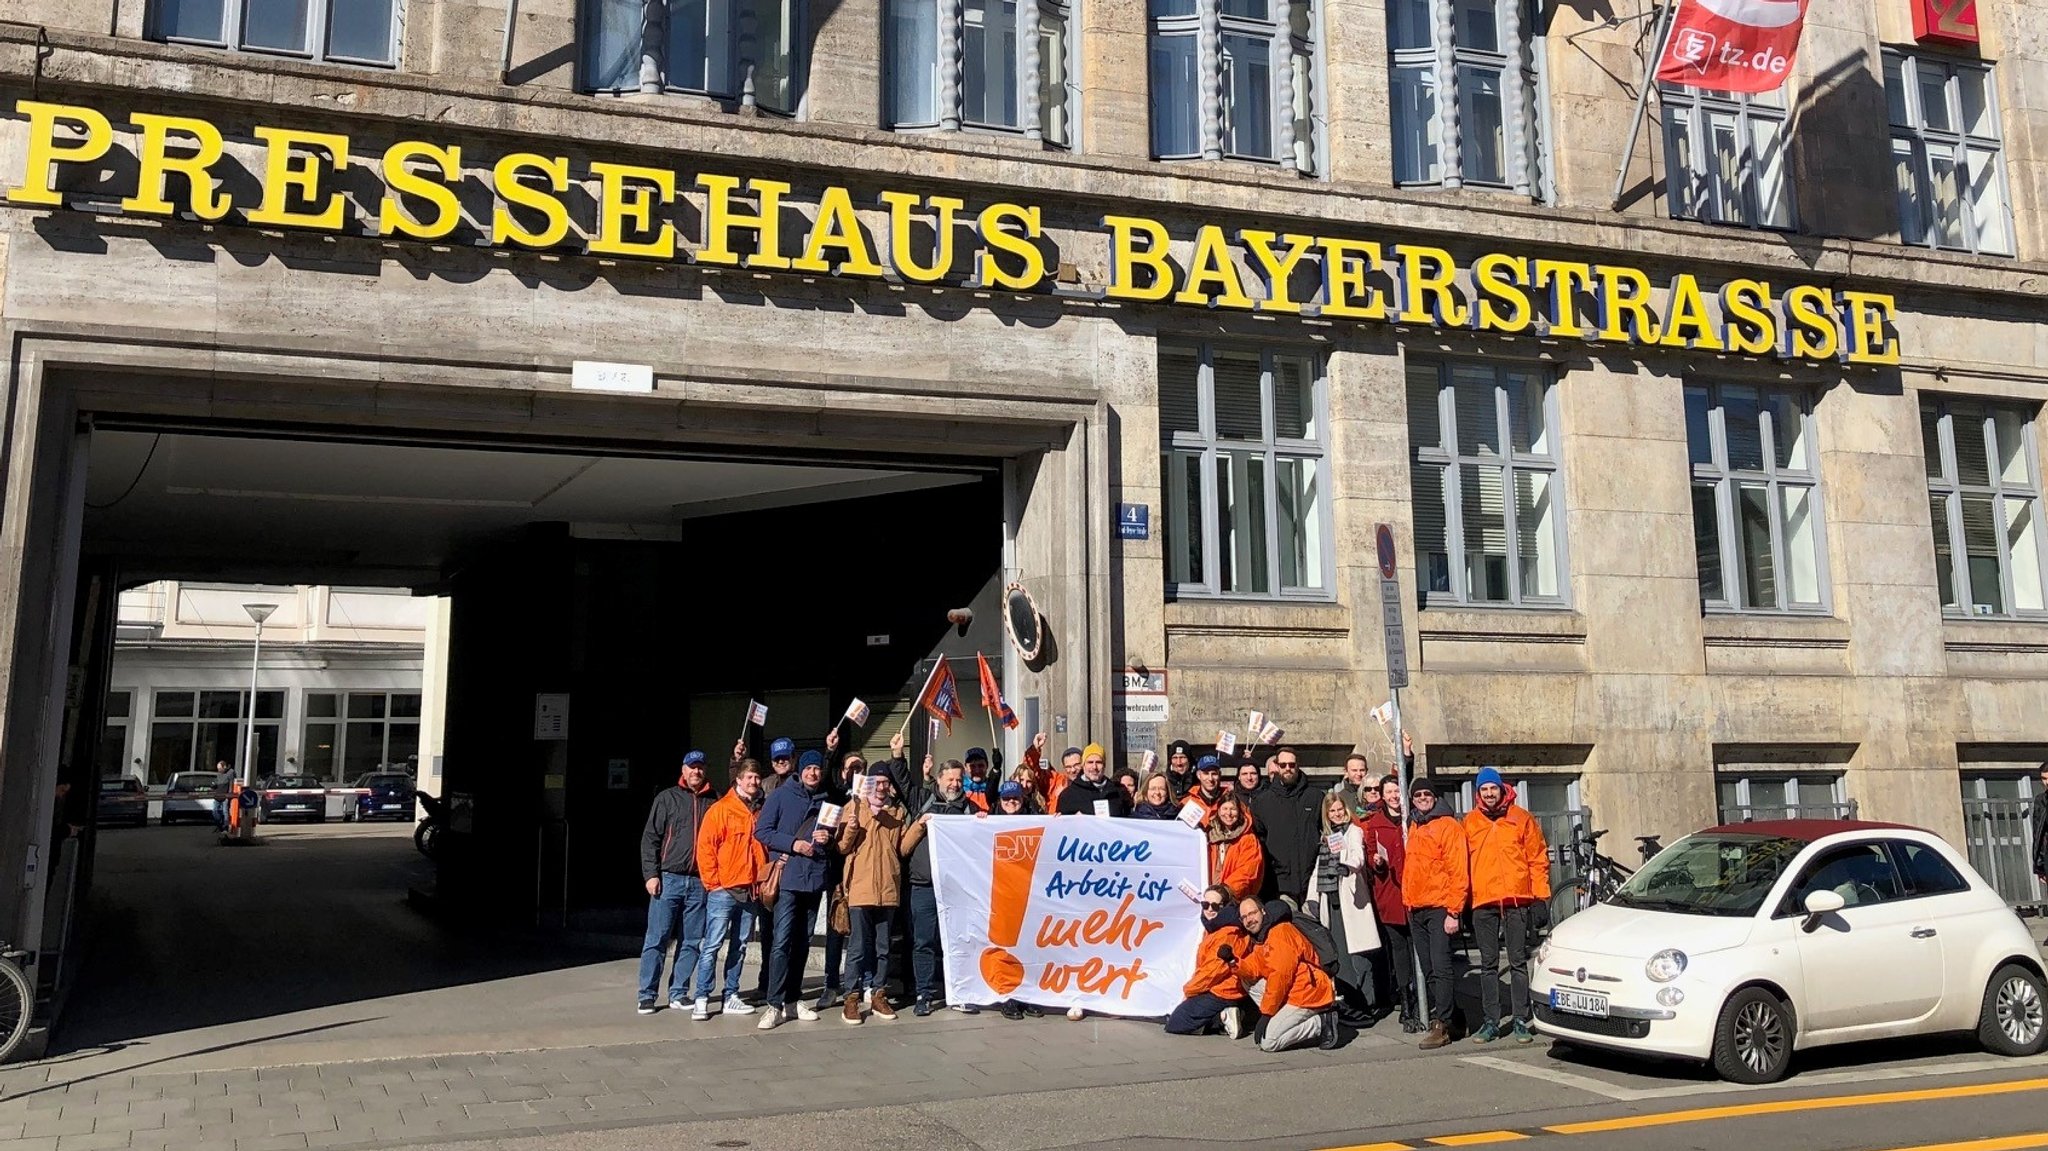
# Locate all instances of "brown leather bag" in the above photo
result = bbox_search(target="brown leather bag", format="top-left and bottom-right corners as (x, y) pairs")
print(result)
(755, 856), (786, 905)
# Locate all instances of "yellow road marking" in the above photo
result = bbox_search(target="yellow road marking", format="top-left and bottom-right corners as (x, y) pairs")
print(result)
(1428, 1134), (1529, 1146)
(1544, 1076), (2048, 1135)
(1864, 1135), (2048, 1151)
(1315, 1144), (1413, 1151)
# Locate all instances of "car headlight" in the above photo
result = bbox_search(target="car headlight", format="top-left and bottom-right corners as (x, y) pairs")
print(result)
(1532, 939), (1550, 968)
(1646, 949), (1688, 983)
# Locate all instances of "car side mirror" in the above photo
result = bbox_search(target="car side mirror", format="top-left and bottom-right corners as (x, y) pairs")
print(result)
(1801, 888), (1845, 932)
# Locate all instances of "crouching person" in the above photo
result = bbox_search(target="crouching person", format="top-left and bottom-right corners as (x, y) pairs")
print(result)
(1165, 884), (1249, 1037)
(1235, 898), (1339, 1052)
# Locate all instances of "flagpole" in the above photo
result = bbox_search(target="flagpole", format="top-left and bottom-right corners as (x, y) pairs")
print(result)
(1610, 0), (1681, 210)
(900, 657), (941, 744)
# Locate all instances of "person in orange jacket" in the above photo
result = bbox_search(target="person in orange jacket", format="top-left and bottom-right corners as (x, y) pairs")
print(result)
(691, 758), (769, 1020)
(1463, 767), (1550, 1044)
(1401, 778), (1469, 1049)
(1164, 884), (1251, 1037)
(1207, 794), (1265, 901)
(1230, 897), (1338, 1051)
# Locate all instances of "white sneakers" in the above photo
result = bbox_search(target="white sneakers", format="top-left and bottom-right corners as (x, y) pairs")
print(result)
(756, 1006), (784, 1030)
(1221, 1006), (1243, 1039)
(724, 996), (757, 1016)
(1067, 1006), (1086, 1021)
(668, 999), (686, 1014)
(691, 998), (710, 1021)
(795, 1000), (821, 1022)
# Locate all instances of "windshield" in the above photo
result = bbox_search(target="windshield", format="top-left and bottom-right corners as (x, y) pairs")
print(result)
(99, 779), (141, 794)
(1610, 833), (1806, 918)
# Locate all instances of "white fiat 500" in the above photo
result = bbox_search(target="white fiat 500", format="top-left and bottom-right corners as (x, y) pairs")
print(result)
(1531, 820), (2048, 1083)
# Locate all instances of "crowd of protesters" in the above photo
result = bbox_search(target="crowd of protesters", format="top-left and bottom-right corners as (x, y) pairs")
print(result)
(635, 726), (1552, 1050)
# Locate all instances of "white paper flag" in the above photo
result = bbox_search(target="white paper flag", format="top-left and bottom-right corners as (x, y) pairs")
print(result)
(1141, 749), (1158, 773)
(1176, 800), (1206, 828)
(1092, 799), (1111, 818)
(1370, 700), (1395, 727)
(1248, 710), (1268, 737)
(1260, 721), (1284, 745)
(818, 802), (845, 829)
(1215, 731), (1237, 755)
(747, 699), (769, 726)
(844, 698), (871, 727)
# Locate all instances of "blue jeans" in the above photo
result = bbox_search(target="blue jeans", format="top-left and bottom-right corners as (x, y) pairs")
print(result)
(638, 873), (706, 1005)
(767, 888), (823, 1008)
(1166, 991), (1237, 1035)
(842, 906), (893, 994)
(694, 886), (756, 1000)
(908, 884), (941, 1001)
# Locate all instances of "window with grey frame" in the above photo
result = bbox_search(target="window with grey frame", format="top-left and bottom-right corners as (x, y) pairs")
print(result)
(1886, 50), (2012, 257)
(1149, 0), (1319, 172)
(1684, 383), (1827, 613)
(150, 0), (400, 66)
(1660, 84), (1793, 230)
(1715, 774), (1852, 823)
(1408, 361), (1565, 607)
(1387, 0), (1547, 197)
(1160, 344), (1331, 599)
(583, 0), (801, 113)
(887, 0), (1075, 144)
(1922, 397), (2048, 618)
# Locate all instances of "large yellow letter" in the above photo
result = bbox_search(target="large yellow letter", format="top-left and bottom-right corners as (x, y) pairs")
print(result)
(1238, 229), (1315, 313)
(1658, 273), (1723, 351)
(246, 126), (350, 231)
(1532, 259), (1594, 339)
(7, 101), (112, 207)
(1718, 279), (1777, 356)
(1101, 214), (1175, 301)
(1840, 291), (1900, 365)
(695, 174), (792, 269)
(588, 161), (677, 259)
(880, 191), (962, 283)
(1473, 253), (1532, 334)
(1314, 238), (1387, 319)
(124, 113), (229, 221)
(1592, 265), (1659, 343)
(1780, 284), (1840, 361)
(792, 185), (883, 276)
(1173, 225), (1252, 309)
(491, 153), (572, 249)
(1395, 245), (1468, 326)
(379, 141), (463, 241)
(975, 203), (1045, 290)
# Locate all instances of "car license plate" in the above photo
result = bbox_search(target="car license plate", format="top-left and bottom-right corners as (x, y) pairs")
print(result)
(1551, 988), (1610, 1018)
(286, 803), (308, 810)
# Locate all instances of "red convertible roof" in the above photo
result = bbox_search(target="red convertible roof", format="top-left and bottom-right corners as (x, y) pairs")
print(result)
(1701, 818), (1917, 841)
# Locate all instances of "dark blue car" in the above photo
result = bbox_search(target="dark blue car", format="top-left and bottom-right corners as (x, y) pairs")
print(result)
(344, 772), (416, 822)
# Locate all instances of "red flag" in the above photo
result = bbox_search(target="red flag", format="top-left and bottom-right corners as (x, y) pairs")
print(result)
(1656, 0), (1808, 94)
(976, 651), (1019, 730)
(918, 658), (966, 734)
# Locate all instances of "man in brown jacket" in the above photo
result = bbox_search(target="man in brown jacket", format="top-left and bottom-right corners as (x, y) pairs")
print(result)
(835, 771), (913, 1023)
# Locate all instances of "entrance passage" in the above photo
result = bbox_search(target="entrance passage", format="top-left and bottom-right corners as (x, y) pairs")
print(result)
(46, 424), (1006, 1059)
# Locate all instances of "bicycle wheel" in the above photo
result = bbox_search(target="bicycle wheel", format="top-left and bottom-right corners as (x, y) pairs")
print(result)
(0, 955), (32, 1063)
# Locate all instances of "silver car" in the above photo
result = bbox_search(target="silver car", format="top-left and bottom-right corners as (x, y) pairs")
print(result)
(160, 771), (229, 825)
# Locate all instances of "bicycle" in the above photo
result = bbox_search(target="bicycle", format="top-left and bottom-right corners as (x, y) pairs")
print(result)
(0, 943), (32, 1063)
(1566, 825), (1638, 911)
(415, 792), (447, 861)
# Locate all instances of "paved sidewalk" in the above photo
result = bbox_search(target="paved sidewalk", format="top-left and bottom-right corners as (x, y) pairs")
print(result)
(0, 1009), (1422, 1151)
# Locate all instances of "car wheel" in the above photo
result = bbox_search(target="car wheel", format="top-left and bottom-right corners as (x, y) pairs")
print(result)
(1979, 963), (2048, 1057)
(1712, 986), (1793, 1084)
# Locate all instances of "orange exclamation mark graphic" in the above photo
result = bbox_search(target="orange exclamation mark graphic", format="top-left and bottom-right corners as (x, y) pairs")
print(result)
(981, 827), (1043, 994)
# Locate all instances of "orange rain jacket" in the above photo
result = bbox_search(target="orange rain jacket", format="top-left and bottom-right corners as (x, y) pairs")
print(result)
(697, 790), (768, 892)
(1208, 824), (1266, 903)
(1402, 809), (1471, 913)
(1463, 803), (1552, 909)
(1238, 919), (1335, 1015)
(1183, 922), (1251, 1001)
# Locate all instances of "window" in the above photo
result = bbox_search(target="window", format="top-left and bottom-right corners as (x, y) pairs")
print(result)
(303, 691), (423, 784)
(1149, 0), (1320, 172)
(1661, 85), (1793, 229)
(1160, 344), (1330, 598)
(583, 0), (801, 113)
(1888, 840), (1969, 898)
(1923, 398), (2047, 618)
(98, 691), (132, 780)
(146, 689), (283, 784)
(887, 0), (1075, 144)
(150, 0), (400, 66)
(1780, 842), (1902, 915)
(1716, 773), (1851, 824)
(1685, 384), (1827, 612)
(1886, 50), (2012, 256)
(1387, 0), (1547, 196)
(1408, 361), (1565, 607)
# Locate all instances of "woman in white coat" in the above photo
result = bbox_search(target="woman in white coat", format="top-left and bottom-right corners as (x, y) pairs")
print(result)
(1311, 792), (1381, 1011)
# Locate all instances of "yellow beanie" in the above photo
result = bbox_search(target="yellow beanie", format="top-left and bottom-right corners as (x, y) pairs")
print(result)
(1082, 743), (1106, 762)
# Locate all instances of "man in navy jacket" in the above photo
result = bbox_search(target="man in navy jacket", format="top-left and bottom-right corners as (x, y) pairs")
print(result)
(752, 749), (836, 1029)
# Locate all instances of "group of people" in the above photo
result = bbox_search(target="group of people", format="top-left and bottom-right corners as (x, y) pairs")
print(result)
(636, 727), (1554, 1052)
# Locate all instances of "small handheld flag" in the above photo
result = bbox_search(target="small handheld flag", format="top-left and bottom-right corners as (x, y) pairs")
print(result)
(1216, 731), (1237, 755)
(746, 700), (769, 727)
(1258, 721), (1284, 746)
(842, 698), (871, 728)
(1248, 710), (1267, 737)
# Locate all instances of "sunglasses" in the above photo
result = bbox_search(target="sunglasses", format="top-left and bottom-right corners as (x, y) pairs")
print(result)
(1200, 900), (1225, 910)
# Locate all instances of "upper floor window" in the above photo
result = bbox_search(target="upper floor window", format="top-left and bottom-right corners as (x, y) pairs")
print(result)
(1409, 361), (1565, 607)
(1886, 50), (2012, 257)
(1685, 384), (1827, 613)
(886, 0), (1075, 145)
(1160, 344), (1331, 599)
(583, 0), (801, 114)
(1661, 85), (1793, 230)
(1149, 0), (1320, 173)
(1387, 0), (1546, 197)
(1923, 397), (2047, 618)
(151, 0), (399, 66)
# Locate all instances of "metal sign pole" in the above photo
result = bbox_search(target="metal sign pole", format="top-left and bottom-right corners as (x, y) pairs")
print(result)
(1372, 522), (1428, 1027)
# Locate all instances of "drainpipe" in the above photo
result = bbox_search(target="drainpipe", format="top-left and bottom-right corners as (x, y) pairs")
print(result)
(498, 0), (521, 86)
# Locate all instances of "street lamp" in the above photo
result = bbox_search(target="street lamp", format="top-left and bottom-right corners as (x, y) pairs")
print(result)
(241, 603), (278, 788)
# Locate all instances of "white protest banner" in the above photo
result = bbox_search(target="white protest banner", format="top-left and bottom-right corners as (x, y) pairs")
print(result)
(929, 815), (1205, 1017)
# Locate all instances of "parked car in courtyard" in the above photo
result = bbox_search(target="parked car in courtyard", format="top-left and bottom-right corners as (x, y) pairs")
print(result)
(94, 777), (149, 828)
(160, 770), (230, 825)
(258, 775), (330, 822)
(343, 772), (416, 822)
(1532, 819), (2047, 1083)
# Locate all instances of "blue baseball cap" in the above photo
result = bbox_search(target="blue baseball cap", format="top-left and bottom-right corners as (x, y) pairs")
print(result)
(798, 750), (825, 770)
(769, 737), (796, 760)
(1476, 766), (1504, 789)
(965, 747), (989, 763)
(682, 750), (705, 767)
(998, 782), (1025, 799)
(1195, 755), (1221, 773)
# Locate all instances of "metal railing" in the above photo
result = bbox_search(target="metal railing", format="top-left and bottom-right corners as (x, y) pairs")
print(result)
(1962, 797), (2043, 908)
(1716, 801), (1858, 823)
(1535, 807), (1593, 926)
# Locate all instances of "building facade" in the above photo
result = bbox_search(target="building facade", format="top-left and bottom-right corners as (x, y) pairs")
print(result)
(0, 0), (2043, 965)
